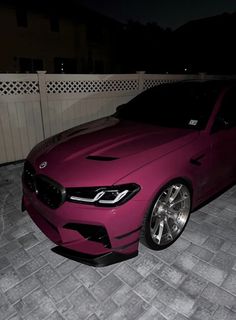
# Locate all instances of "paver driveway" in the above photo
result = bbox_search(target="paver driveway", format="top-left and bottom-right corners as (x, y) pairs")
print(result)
(1, 163), (236, 320)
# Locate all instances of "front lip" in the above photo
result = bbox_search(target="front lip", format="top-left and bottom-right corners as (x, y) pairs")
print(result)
(51, 246), (138, 267)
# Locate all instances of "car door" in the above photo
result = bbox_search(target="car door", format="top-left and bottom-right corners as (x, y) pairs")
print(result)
(209, 86), (236, 193)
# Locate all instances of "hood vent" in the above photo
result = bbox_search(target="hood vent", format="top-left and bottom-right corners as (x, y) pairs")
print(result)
(86, 155), (119, 161)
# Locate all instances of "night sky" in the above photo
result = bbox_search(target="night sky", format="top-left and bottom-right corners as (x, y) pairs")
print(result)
(79, 0), (236, 29)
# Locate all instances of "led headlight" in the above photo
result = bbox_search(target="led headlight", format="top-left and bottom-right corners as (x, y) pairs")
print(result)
(66, 183), (140, 206)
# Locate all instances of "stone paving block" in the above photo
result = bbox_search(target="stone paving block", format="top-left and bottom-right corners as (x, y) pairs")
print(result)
(192, 260), (227, 285)
(24, 297), (56, 320)
(18, 233), (39, 249)
(151, 298), (177, 320)
(155, 284), (195, 317)
(226, 243), (236, 256)
(156, 264), (187, 288)
(73, 265), (102, 288)
(114, 263), (143, 287)
(48, 275), (80, 302)
(205, 216), (232, 229)
(190, 297), (217, 320)
(186, 244), (214, 262)
(182, 230), (209, 245)
(0, 266), (21, 292)
(190, 210), (209, 224)
(26, 239), (54, 257)
(128, 251), (163, 277)
(193, 221), (218, 237)
(95, 263), (120, 276)
(221, 208), (236, 221)
(6, 276), (40, 304)
(202, 236), (225, 252)
(7, 315), (22, 320)
(35, 265), (62, 289)
(55, 298), (72, 314)
(40, 249), (66, 268)
(17, 256), (47, 279)
(137, 306), (167, 320)
(211, 251), (236, 271)
(0, 240), (22, 256)
(201, 283), (236, 309)
(212, 306), (236, 320)
(0, 291), (17, 320)
(95, 298), (118, 320)
(179, 273), (207, 299)
(215, 225), (236, 243)
(14, 287), (51, 317)
(172, 252), (199, 273)
(46, 311), (65, 320)
(7, 248), (31, 269)
(111, 284), (134, 306)
(220, 240), (234, 252)
(67, 286), (99, 319)
(56, 259), (80, 277)
(146, 248), (178, 265)
(166, 237), (191, 253)
(134, 272), (165, 301)
(108, 292), (147, 320)
(93, 274), (123, 302)
(221, 270), (236, 296)
(87, 315), (100, 320)
(0, 256), (10, 270)
(173, 315), (189, 320)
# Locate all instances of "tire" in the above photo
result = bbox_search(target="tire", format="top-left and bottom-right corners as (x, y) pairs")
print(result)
(141, 180), (191, 250)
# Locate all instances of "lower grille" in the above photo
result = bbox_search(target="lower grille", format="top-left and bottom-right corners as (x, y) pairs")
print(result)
(35, 175), (66, 209)
(64, 223), (112, 248)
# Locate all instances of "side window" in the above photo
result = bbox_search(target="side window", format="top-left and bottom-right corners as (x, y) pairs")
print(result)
(218, 88), (236, 126)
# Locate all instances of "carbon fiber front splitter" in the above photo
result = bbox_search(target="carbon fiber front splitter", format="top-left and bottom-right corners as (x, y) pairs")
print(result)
(51, 246), (138, 267)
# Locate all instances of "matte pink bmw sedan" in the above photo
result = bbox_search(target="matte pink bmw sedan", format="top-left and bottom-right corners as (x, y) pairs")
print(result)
(22, 80), (236, 266)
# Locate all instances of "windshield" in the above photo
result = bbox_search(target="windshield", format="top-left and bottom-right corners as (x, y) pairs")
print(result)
(115, 82), (220, 130)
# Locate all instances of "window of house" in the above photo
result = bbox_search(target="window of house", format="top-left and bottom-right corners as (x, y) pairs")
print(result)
(16, 8), (28, 27)
(54, 58), (77, 73)
(50, 15), (60, 32)
(19, 58), (43, 73)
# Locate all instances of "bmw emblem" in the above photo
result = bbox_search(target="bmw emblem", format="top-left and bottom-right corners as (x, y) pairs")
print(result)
(39, 161), (47, 169)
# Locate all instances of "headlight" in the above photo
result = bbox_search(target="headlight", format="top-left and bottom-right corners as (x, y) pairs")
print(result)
(66, 184), (140, 207)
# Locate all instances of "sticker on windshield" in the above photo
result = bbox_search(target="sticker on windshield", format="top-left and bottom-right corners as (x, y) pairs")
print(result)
(189, 119), (198, 126)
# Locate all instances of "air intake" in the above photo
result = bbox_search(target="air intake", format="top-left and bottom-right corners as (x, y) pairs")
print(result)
(86, 156), (118, 161)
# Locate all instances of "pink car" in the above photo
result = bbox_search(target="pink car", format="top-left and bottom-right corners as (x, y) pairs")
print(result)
(22, 80), (236, 266)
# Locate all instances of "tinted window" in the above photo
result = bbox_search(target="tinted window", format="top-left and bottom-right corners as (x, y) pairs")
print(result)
(218, 87), (236, 126)
(115, 82), (220, 130)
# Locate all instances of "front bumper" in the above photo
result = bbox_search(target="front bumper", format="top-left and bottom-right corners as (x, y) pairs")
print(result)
(22, 189), (148, 266)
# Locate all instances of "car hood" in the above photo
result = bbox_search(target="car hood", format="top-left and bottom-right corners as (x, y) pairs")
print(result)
(28, 117), (199, 187)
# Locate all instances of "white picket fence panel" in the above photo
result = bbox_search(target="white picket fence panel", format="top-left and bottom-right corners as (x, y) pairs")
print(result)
(0, 72), (230, 164)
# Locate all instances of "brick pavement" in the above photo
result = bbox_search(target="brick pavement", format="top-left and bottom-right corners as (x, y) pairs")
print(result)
(0, 163), (236, 320)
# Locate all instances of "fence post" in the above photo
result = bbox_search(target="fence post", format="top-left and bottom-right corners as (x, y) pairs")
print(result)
(136, 71), (146, 92)
(37, 71), (47, 139)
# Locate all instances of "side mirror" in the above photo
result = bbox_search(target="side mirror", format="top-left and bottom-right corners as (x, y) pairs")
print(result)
(211, 116), (230, 134)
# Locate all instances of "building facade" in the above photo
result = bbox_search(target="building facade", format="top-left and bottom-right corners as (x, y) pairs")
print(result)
(0, 0), (122, 73)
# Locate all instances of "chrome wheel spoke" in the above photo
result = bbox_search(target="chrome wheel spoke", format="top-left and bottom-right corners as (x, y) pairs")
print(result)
(169, 184), (183, 203)
(149, 183), (190, 246)
(164, 218), (173, 240)
(170, 195), (189, 208)
(154, 220), (164, 244)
